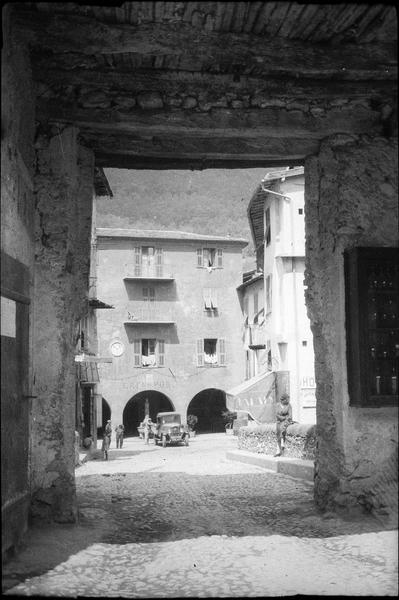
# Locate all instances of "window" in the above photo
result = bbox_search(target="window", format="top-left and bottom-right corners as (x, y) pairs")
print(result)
(265, 207), (271, 246)
(302, 340), (307, 347)
(266, 275), (272, 314)
(298, 208), (304, 215)
(345, 247), (398, 406)
(143, 287), (155, 302)
(253, 292), (259, 324)
(197, 247), (223, 269)
(134, 246), (163, 276)
(266, 340), (272, 371)
(203, 288), (218, 310)
(133, 338), (165, 367)
(196, 338), (226, 367)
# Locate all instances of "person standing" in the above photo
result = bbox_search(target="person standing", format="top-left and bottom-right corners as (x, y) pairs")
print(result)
(275, 393), (293, 456)
(115, 424), (125, 448)
(104, 419), (112, 447)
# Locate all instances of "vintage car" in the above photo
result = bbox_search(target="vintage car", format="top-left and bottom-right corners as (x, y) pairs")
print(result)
(154, 412), (189, 447)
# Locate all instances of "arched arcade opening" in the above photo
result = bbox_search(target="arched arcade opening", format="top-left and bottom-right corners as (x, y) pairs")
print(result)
(187, 388), (227, 433)
(123, 390), (174, 436)
(97, 397), (111, 438)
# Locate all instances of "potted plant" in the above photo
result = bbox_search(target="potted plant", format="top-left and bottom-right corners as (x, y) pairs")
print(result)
(187, 414), (198, 437)
(221, 410), (237, 435)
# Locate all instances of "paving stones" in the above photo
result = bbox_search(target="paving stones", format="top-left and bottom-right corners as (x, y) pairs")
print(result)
(3, 434), (398, 597)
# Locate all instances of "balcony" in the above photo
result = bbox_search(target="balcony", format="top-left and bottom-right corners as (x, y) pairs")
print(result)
(124, 302), (175, 325)
(124, 267), (174, 282)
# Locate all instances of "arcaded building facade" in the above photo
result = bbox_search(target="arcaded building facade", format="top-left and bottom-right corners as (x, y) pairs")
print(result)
(95, 229), (248, 434)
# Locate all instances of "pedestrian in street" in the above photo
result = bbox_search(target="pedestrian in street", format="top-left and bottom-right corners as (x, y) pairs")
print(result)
(275, 393), (293, 456)
(115, 424), (124, 448)
(104, 419), (112, 447)
(142, 415), (153, 444)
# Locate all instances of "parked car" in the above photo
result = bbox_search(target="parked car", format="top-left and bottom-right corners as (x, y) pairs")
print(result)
(154, 412), (189, 447)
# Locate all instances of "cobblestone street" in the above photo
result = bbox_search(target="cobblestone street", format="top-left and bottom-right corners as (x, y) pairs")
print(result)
(3, 433), (398, 597)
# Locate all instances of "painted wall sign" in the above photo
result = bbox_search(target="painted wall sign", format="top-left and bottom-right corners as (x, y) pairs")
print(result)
(1, 296), (16, 338)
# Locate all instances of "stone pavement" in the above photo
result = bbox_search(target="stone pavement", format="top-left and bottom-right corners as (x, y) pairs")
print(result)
(3, 433), (398, 597)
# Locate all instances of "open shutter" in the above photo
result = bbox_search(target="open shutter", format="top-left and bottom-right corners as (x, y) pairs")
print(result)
(218, 338), (226, 365)
(158, 339), (165, 366)
(203, 288), (212, 309)
(149, 287), (155, 302)
(217, 248), (223, 268)
(196, 339), (204, 366)
(211, 289), (218, 309)
(197, 248), (203, 267)
(133, 339), (141, 366)
(143, 287), (149, 301)
(156, 248), (163, 277)
(134, 247), (142, 276)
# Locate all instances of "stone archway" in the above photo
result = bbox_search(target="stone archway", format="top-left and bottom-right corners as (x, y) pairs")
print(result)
(187, 388), (227, 433)
(123, 390), (174, 437)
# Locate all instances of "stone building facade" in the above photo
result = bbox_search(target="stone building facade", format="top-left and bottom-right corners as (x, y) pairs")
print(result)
(95, 229), (248, 434)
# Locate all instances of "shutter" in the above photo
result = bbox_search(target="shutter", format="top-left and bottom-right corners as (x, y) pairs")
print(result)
(217, 248), (223, 268)
(218, 338), (226, 365)
(211, 289), (218, 309)
(133, 339), (141, 366)
(254, 292), (258, 322)
(158, 339), (165, 366)
(134, 247), (142, 276)
(203, 288), (211, 309)
(197, 248), (203, 267)
(156, 248), (163, 277)
(143, 287), (149, 301)
(149, 287), (155, 302)
(196, 339), (204, 366)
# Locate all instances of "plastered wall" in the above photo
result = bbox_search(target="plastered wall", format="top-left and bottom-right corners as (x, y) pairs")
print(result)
(30, 127), (94, 522)
(305, 134), (398, 519)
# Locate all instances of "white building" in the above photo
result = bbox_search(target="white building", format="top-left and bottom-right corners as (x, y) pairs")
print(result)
(229, 167), (316, 424)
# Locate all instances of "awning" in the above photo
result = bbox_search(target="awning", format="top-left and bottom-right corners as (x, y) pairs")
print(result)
(78, 361), (100, 384)
(226, 370), (276, 423)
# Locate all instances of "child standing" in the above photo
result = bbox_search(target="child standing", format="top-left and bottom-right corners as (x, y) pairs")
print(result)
(275, 393), (293, 456)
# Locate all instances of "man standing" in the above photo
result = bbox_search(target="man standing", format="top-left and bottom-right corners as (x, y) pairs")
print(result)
(104, 419), (112, 446)
(115, 424), (125, 448)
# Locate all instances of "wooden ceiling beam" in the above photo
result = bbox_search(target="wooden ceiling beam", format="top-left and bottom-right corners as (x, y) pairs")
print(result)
(36, 100), (387, 140)
(32, 65), (396, 102)
(15, 9), (396, 80)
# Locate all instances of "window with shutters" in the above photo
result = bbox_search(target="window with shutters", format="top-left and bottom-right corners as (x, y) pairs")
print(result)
(134, 246), (163, 277)
(196, 338), (226, 367)
(143, 287), (155, 302)
(196, 247), (223, 269)
(133, 338), (165, 368)
(203, 288), (218, 311)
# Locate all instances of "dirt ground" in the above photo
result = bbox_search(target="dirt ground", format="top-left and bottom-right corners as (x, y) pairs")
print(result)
(3, 433), (398, 597)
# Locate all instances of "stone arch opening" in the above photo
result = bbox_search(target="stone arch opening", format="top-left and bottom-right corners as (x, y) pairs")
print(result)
(187, 388), (227, 433)
(123, 390), (174, 436)
(97, 397), (111, 438)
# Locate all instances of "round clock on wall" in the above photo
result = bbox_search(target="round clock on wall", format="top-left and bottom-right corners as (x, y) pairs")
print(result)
(110, 341), (124, 357)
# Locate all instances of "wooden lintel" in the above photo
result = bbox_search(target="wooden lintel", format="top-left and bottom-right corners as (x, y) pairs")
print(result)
(36, 101), (385, 140)
(32, 64), (397, 101)
(15, 9), (396, 80)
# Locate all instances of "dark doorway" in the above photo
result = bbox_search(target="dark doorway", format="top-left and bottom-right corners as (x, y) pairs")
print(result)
(97, 397), (111, 438)
(123, 390), (174, 436)
(187, 388), (227, 433)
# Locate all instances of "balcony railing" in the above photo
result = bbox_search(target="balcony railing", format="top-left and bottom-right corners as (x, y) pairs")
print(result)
(125, 302), (175, 324)
(124, 267), (174, 280)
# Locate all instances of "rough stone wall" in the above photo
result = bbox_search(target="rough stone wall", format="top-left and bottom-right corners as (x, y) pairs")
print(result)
(305, 134), (398, 520)
(30, 126), (94, 522)
(1, 5), (36, 555)
(238, 423), (316, 460)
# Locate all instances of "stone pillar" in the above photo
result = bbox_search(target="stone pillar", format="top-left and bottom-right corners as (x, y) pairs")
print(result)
(30, 126), (94, 522)
(305, 134), (398, 519)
